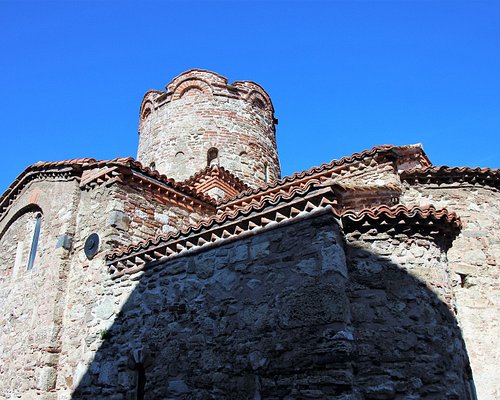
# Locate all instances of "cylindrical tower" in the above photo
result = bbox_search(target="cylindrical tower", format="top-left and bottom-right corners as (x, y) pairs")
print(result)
(137, 69), (280, 188)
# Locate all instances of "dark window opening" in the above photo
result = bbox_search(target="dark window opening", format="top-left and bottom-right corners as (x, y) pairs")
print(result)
(253, 98), (265, 110)
(27, 213), (41, 271)
(136, 363), (146, 400)
(141, 107), (151, 120)
(207, 147), (219, 167)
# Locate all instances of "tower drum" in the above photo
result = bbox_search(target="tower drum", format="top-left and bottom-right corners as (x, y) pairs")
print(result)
(137, 69), (280, 188)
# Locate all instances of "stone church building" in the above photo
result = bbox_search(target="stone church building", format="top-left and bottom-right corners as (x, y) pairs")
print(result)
(0, 69), (498, 399)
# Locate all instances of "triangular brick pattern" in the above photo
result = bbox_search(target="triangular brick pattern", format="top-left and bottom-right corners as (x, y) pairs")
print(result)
(0, 70), (498, 399)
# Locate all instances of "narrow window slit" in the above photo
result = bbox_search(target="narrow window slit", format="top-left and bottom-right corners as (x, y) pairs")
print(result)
(136, 363), (146, 400)
(27, 213), (41, 271)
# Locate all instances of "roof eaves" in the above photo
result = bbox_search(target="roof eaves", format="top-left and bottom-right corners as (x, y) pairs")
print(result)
(0, 159), (93, 217)
(106, 175), (460, 278)
(79, 158), (216, 208)
(217, 144), (398, 208)
(401, 166), (500, 189)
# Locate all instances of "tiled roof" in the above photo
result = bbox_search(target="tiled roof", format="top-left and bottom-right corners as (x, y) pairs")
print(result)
(341, 203), (461, 232)
(217, 144), (429, 213)
(182, 166), (249, 199)
(104, 144), (443, 275)
(4, 144), (487, 278)
(0, 157), (216, 218)
(79, 157), (215, 206)
(217, 144), (397, 205)
(106, 176), (461, 277)
(0, 158), (95, 215)
(31, 158), (98, 168)
(401, 166), (500, 188)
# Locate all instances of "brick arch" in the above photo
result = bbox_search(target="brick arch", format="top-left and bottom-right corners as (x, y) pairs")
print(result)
(140, 100), (155, 121)
(247, 90), (271, 112)
(0, 204), (43, 240)
(0, 204), (43, 278)
(172, 78), (213, 101)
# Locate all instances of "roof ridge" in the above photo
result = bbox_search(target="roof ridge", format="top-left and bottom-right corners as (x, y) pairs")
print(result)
(217, 144), (398, 205)
(401, 165), (500, 188)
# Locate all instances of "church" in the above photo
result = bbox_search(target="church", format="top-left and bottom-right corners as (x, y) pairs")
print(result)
(0, 69), (498, 399)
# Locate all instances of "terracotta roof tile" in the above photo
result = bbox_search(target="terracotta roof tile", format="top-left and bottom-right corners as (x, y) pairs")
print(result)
(106, 181), (460, 276)
(0, 157), (215, 217)
(217, 144), (428, 211)
(182, 166), (249, 199)
(341, 203), (461, 229)
(32, 158), (98, 168)
(401, 166), (500, 188)
(81, 158), (215, 205)
(217, 144), (398, 205)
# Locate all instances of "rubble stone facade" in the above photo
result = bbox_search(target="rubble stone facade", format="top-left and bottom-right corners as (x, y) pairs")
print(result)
(0, 70), (498, 399)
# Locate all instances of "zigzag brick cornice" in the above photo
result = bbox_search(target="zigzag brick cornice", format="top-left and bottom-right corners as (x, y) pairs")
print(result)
(217, 144), (427, 213)
(106, 174), (329, 261)
(0, 158), (95, 217)
(106, 185), (339, 278)
(401, 166), (500, 189)
(0, 157), (217, 220)
(182, 166), (249, 199)
(106, 184), (461, 278)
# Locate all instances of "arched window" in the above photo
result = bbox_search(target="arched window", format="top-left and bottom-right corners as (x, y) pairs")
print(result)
(252, 98), (265, 110)
(0, 207), (43, 277)
(264, 162), (269, 183)
(207, 147), (219, 167)
(26, 213), (42, 271)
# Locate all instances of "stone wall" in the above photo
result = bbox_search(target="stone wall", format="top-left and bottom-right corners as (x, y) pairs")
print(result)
(402, 182), (500, 400)
(55, 184), (121, 400)
(72, 212), (351, 399)
(71, 211), (472, 399)
(110, 181), (207, 245)
(345, 227), (473, 399)
(54, 179), (208, 399)
(137, 70), (280, 187)
(0, 178), (81, 398)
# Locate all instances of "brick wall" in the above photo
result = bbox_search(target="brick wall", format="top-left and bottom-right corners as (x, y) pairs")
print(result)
(137, 70), (280, 188)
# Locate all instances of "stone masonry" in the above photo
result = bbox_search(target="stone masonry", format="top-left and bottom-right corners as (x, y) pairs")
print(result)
(401, 176), (500, 400)
(137, 70), (280, 187)
(74, 212), (472, 399)
(0, 70), (498, 399)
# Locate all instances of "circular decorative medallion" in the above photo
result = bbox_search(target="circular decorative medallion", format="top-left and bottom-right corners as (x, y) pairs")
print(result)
(84, 233), (100, 259)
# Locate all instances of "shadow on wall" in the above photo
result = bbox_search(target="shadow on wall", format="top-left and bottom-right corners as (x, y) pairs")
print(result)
(72, 213), (475, 399)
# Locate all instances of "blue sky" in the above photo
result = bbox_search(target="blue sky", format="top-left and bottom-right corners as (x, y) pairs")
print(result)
(1, 1), (499, 194)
